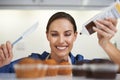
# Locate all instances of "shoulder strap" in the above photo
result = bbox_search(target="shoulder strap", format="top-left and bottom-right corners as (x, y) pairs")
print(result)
(69, 52), (84, 64)
(28, 51), (49, 60)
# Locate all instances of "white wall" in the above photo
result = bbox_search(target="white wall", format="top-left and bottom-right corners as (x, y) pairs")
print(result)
(0, 10), (120, 61)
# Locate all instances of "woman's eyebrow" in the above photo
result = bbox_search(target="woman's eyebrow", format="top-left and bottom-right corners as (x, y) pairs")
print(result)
(65, 30), (72, 33)
(50, 30), (57, 32)
(50, 30), (72, 33)
(50, 30), (58, 33)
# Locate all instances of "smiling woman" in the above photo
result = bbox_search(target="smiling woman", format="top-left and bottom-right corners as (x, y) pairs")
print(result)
(46, 12), (77, 63)
(0, 11), (120, 74)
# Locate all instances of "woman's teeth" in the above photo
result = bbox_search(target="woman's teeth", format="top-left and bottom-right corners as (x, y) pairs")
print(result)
(56, 46), (67, 50)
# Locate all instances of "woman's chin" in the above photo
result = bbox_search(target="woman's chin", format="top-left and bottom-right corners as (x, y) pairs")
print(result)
(57, 52), (69, 58)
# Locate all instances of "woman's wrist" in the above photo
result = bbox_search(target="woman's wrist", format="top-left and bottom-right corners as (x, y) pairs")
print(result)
(99, 40), (111, 49)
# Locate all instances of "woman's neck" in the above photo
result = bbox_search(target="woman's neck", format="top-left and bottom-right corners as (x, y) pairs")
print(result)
(50, 53), (69, 63)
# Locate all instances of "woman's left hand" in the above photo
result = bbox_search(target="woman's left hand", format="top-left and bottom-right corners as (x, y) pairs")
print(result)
(93, 18), (118, 46)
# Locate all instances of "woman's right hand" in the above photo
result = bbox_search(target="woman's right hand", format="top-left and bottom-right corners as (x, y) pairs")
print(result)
(0, 41), (13, 67)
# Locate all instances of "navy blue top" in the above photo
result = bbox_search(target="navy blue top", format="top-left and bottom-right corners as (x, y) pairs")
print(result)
(0, 51), (87, 73)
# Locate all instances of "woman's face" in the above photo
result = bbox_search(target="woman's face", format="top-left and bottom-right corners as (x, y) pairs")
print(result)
(46, 18), (77, 59)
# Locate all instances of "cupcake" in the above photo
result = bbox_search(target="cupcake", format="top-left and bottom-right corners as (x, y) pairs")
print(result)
(44, 59), (58, 76)
(72, 61), (87, 77)
(14, 57), (47, 78)
(35, 59), (47, 77)
(58, 61), (72, 75)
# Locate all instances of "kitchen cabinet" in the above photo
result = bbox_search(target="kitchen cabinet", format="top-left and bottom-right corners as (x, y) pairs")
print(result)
(0, 0), (115, 10)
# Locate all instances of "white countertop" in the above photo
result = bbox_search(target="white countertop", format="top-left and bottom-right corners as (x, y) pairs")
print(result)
(0, 73), (120, 80)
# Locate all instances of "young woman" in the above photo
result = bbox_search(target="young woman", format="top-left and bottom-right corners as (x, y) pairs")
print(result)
(0, 12), (120, 73)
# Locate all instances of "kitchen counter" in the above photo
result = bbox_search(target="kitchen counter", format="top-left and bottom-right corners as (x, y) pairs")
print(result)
(0, 73), (120, 80)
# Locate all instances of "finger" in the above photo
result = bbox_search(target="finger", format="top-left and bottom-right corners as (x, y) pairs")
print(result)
(1, 44), (9, 58)
(96, 19), (117, 33)
(94, 20), (116, 35)
(0, 45), (2, 49)
(93, 27), (114, 38)
(104, 18), (117, 32)
(105, 18), (118, 27)
(6, 41), (13, 58)
(0, 49), (5, 60)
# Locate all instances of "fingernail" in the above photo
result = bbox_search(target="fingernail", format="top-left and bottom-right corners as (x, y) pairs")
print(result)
(93, 27), (96, 30)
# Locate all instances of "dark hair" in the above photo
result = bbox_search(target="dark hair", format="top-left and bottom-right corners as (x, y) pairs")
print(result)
(46, 12), (77, 33)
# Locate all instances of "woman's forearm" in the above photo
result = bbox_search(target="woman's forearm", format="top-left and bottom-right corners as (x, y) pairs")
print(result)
(101, 42), (120, 64)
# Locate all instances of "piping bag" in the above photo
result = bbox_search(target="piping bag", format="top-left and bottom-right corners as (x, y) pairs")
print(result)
(12, 22), (39, 46)
(80, 1), (120, 35)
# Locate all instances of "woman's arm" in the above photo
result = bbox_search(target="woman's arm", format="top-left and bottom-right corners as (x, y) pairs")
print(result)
(93, 18), (120, 72)
(101, 41), (120, 64)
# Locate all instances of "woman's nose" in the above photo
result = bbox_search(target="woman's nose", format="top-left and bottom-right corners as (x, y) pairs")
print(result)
(58, 35), (65, 44)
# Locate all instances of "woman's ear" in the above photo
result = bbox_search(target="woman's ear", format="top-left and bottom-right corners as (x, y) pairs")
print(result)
(46, 32), (49, 41)
(74, 32), (78, 41)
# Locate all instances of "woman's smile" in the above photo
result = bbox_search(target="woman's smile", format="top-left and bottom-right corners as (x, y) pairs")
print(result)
(56, 45), (68, 51)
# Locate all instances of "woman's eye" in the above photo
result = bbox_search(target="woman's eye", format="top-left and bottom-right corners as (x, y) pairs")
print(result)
(65, 33), (71, 36)
(51, 34), (58, 37)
